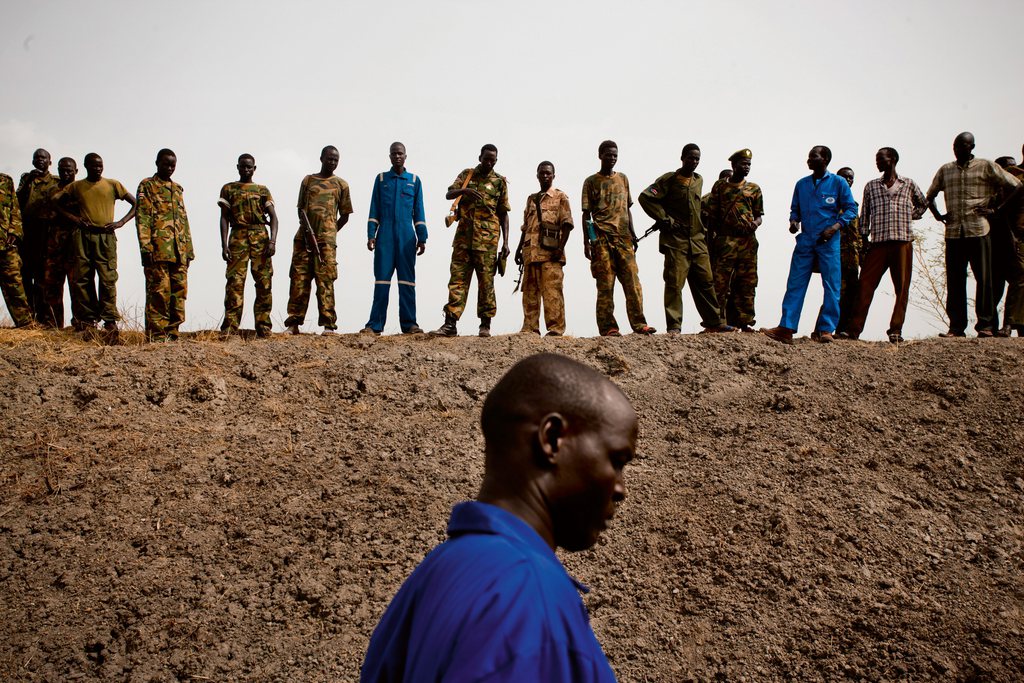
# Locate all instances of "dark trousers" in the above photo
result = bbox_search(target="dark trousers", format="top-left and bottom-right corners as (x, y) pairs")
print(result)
(945, 234), (995, 334)
(991, 221), (1015, 329)
(848, 241), (913, 337)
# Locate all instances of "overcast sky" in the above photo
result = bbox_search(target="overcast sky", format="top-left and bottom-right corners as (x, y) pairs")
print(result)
(2, 0), (1021, 338)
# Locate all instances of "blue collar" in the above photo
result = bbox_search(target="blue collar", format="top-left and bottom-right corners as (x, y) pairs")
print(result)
(447, 501), (589, 593)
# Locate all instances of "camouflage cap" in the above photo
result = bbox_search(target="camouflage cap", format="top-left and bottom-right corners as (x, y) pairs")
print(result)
(729, 149), (753, 162)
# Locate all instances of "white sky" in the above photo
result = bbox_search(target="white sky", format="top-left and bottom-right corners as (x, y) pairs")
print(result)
(2, 0), (1021, 338)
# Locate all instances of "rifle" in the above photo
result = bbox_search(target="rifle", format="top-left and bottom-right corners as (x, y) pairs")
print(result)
(635, 222), (662, 244)
(299, 208), (321, 259)
(512, 261), (525, 293)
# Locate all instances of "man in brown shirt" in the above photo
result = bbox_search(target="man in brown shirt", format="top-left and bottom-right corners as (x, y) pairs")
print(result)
(514, 161), (574, 335)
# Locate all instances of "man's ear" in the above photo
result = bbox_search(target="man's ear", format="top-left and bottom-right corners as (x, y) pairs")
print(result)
(536, 413), (567, 466)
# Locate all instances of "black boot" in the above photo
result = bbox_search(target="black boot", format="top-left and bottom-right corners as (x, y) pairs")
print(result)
(430, 313), (458, 337)
(478, 317), (491, 338)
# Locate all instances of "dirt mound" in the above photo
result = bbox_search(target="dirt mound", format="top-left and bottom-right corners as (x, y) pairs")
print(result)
(1, 330), (1022, 682)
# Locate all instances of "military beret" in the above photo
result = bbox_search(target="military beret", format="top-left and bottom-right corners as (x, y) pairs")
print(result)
(729, 148), (753, 162)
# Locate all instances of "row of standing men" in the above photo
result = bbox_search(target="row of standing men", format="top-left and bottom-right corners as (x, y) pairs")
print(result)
(2, 134), (1021, 341)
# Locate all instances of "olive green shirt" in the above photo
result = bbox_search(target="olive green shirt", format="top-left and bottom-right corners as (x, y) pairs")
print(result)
(638, 170), (706, 253)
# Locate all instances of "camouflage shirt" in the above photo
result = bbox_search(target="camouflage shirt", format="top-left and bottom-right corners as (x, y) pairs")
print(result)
(298, 175), (352, 246)
(582, 172), (632, 245)
(0, 174), (24, 250)
(705, 178), (764, 237)
(16, 171), (59, 223)
(218, 182), (274, 227)
(450, 166), (510, 252)
(136, 176), (194, 264)
(521, 187), (573, 264)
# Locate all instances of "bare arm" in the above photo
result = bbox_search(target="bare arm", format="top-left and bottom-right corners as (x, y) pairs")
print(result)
(219, 207), (231, 261)
(267, 204), (279, 256)
(107, 194), (136, 232)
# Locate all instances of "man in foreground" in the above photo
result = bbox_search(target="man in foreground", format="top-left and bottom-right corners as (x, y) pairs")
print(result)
(218, 154), (278, 337)
(514, 161), (574, 336)
(285, 146), (352, 335)
(846, 148), (927, 343)
(431, 144), (510, 338)
(136, 149), (194, 342)
(362, 353), (634, 682)
(926, 132), (1021, 338)
(762, 145), (858, 344)
(362, 142), (427, 335)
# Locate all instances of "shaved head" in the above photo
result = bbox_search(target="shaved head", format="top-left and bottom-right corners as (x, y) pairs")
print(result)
(479, 353), (638, 552)
(481, 353), (625, 447)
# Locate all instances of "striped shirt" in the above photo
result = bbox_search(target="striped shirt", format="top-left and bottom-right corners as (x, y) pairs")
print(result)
(859, 175), (927, 242)
(926, 157), (1020, 239)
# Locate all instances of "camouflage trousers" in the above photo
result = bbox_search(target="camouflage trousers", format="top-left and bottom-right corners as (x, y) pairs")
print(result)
(520, 260), (565, 334)
(223, 225), (273, 333)
(838, 224), (861, 333)
(41, 226), (77, 328)
(590, 237), (648, 334)
(144, 260), (188, 340)
(285, 236), (338, 329)
(712, 234), (758, 327)
(1000, 233), (1024, 326)
(19, 218), (48, 323)
(71, 230), (120, 325)
(0, 247), (33, 327)
(443, 242), (496, 321)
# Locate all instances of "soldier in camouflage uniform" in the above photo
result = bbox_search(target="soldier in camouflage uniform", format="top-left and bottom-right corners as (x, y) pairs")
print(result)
(285, 146), (352, 335)
(58, 152), (135, 331)
(136, 149), (194, 342)
(514, 161), (574, 336)
(16, 148), (59, 322)
(218, 154), (278, 337)
(40, 158), (79, 327)
(431, 144), (510, 338)
(1002, 157), (1024, 335)
(581, 140), (655, 336)
(0, 173), (34, 327)
(835, 167), (862, 336)
(703, 168), (733, 253)
(638, 144), (733, 334)
(704, 149), (764, 331)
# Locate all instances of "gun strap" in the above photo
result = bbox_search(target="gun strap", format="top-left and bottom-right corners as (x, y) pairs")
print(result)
(447, 168), (475, 220)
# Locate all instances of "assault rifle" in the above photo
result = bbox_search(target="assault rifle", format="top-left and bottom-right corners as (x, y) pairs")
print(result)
(299, 209), (321, 259)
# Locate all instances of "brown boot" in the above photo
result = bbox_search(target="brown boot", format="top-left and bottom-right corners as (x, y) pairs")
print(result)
(761, 326), (794, 344)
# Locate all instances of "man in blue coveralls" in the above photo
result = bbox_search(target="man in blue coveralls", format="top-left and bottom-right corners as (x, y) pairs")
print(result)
(361, 142), (427, 335)
(361, 352), (634, 682)
(762, 145), (858, 344)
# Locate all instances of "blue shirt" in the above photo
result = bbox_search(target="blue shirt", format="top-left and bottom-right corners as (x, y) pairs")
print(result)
(367, 169), (428, 243)
(789, 171), (858, 236)
(361, 501), (617, 683)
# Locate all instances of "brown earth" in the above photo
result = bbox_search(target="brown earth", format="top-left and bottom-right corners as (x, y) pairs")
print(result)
(1, 328), (1022, 682)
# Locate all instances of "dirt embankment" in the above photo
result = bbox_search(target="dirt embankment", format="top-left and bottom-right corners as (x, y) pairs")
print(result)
(1, 330), (1022, 682)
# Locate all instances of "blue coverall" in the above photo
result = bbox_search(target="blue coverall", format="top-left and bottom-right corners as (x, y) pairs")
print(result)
(364, 170), (427, 332)
(780, 171), (858, 333)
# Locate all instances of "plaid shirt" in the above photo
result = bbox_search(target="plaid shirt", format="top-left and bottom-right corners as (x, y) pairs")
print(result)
(926, 157), (1021, 238)
(859, 175), (927, 242)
